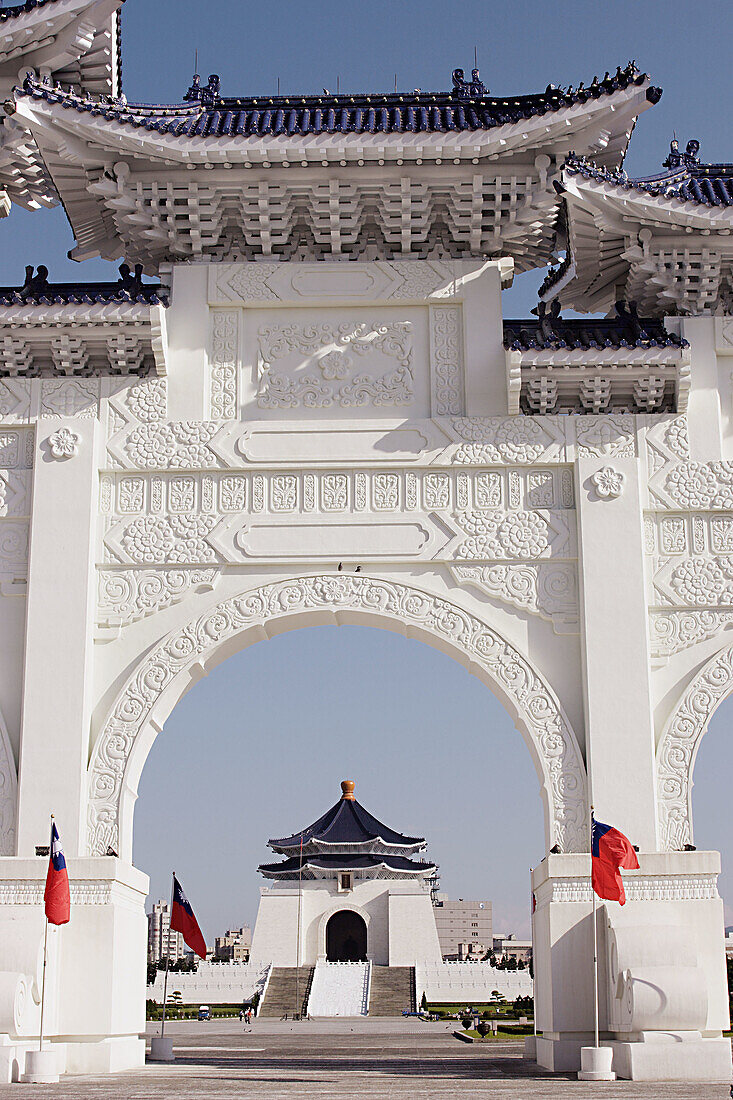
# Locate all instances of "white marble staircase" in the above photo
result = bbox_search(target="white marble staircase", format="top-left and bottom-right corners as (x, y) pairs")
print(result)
(306, 961), (370, 1017)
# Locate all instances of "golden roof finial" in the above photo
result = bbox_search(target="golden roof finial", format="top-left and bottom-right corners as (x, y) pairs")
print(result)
(341, 779), (355, 801)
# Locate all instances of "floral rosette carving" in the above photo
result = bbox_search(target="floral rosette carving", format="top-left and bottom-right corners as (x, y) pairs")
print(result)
(590, 466), (625, 500)
(48, 427), (80, 460)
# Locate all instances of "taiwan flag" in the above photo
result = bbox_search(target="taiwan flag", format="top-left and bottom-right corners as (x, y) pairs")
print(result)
(591, 814), (639, 905)
(44, 821), (70, 926)
(170, 875), (206, 959)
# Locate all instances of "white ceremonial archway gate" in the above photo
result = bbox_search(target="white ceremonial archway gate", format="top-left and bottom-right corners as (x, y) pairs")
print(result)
(0, 254), (730, 1082)
(1, 15), (732, 1078)
(87, 573), (587, 861)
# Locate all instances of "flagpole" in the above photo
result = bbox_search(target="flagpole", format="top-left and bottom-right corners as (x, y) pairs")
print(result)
(160, 872), (174, 1039)
(38, 815), (54, 1054)
(295, 835), (303, 1019)
(590, 805), (599, 1050)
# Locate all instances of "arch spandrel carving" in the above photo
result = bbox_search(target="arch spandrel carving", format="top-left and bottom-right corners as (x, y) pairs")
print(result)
(87, 575), (587, 860)
(657, 642), (733, 850)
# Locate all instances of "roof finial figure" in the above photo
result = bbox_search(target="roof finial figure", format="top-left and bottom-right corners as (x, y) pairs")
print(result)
(184, 72), (201, 103)
(341, 780), (356, 801)
(19, 264), (49, 301)
(200, 74), (221, 108)
(664, 136), (701, 171)
(116, 262), (144, 295)
(452, 66), (488, 99)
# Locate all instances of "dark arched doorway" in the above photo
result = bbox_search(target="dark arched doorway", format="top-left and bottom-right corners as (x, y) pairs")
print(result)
(326, 910), (367, 962)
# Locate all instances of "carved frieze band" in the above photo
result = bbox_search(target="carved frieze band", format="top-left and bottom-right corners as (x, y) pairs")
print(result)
(100, 467), (575, 519)
(99, 467), (576, 567)
(87, 575), (586, 858)
(657, 644), (733, 850)
(536, 874), (719, 907)
(208, 260), (456, 305)
(103, 410), (646, 471)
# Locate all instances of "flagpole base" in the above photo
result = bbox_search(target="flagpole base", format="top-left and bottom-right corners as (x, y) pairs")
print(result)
(20, 1050), (59, 1084)
(577, 1046), (615, 1081)
(149, 1037), (174, 1063)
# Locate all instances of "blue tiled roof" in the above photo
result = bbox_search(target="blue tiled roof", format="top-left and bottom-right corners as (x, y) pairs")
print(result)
(503, 316), (687, 351)
(259, 854), (435, 877)
(17, 62), (657, 139)
(269, 792), (424, 854)
(0, 0), (67, 21)
(564, 150), (733, 208)
(0, 281), (168, 306)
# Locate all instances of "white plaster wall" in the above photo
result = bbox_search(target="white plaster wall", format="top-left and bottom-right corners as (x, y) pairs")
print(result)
(415, 962), (532, 1004)
(250, 878), (440, 967)
(148, 961), (268, 1005)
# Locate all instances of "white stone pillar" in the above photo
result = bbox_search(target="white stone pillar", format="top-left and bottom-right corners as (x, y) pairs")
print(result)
(680, 318), (723, 461)
(16, 419), (99, 858)
(575, 454), (657, 849)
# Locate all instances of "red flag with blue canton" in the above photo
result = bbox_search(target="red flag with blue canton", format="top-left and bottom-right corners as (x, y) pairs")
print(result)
(170, 875), (206, 959)
(44, 821), (70, 925)
(591, 814), (639, 905)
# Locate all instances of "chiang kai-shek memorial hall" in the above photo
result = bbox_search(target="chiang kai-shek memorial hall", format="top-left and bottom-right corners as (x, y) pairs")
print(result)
(252, 779), (441, 970)
(0, 0), (732, 1083)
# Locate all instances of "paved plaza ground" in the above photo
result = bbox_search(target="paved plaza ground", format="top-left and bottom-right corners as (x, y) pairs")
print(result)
(2, 1019), (731, 1099)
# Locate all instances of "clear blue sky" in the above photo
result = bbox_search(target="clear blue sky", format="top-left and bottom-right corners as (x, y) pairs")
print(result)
(3, 0), (733, 939)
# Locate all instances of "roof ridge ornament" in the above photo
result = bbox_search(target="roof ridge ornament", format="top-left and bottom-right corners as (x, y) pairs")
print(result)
(341, 780), (356, 801)
(184, 72), (221, 107)
(663, 137), (701, 171)
(451, 67), (488, 99)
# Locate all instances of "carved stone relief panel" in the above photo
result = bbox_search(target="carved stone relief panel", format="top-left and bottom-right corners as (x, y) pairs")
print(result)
(447, 416), (568, 465)
(0, 427), (32, 589)
(429, 306), (464, 416)
(40, 378), (99, 419)
(452, 562), (579, 634)
(97, 568), (220, 629)
(209, 310), (239, 421)
(649, 460), (733, 511)
(0, 379), (32, 422)
(649, 610), (733, 659)
(574, 414), (636, 458)
(644, 416), (689, 478)
(242, 308), (426, 417)
(208, 260), (456, 305)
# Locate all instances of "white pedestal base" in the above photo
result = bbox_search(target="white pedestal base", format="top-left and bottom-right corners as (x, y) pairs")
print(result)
(523, 1034), (536, 1060)
(149, 1037), (174, 1062)
(21, 1050), (59, 1084)
(578, 1046), (615, 1081)
(607, 1037), (732, 1081)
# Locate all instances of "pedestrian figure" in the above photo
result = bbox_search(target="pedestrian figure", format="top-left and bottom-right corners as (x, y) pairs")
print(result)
(239, 1008), (244, 1024)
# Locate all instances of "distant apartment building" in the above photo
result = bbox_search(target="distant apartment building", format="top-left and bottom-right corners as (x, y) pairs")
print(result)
(147, 900), (186, 964)
(214, 926), (252, 963)
(433, 895), (492, 960)
(493, 933), (532, 965)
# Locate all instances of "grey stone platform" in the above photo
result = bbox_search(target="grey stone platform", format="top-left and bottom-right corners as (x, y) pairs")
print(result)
(2, 1020), (729, 1098)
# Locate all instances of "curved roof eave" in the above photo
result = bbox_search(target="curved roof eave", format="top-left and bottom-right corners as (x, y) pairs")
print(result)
(11, 70), (657, 168)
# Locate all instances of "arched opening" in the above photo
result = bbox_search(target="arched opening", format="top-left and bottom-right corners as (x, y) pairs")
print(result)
(130, 620), (550, 957)
(326, 911), (367, 962)
(91, 576), (586, 865)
